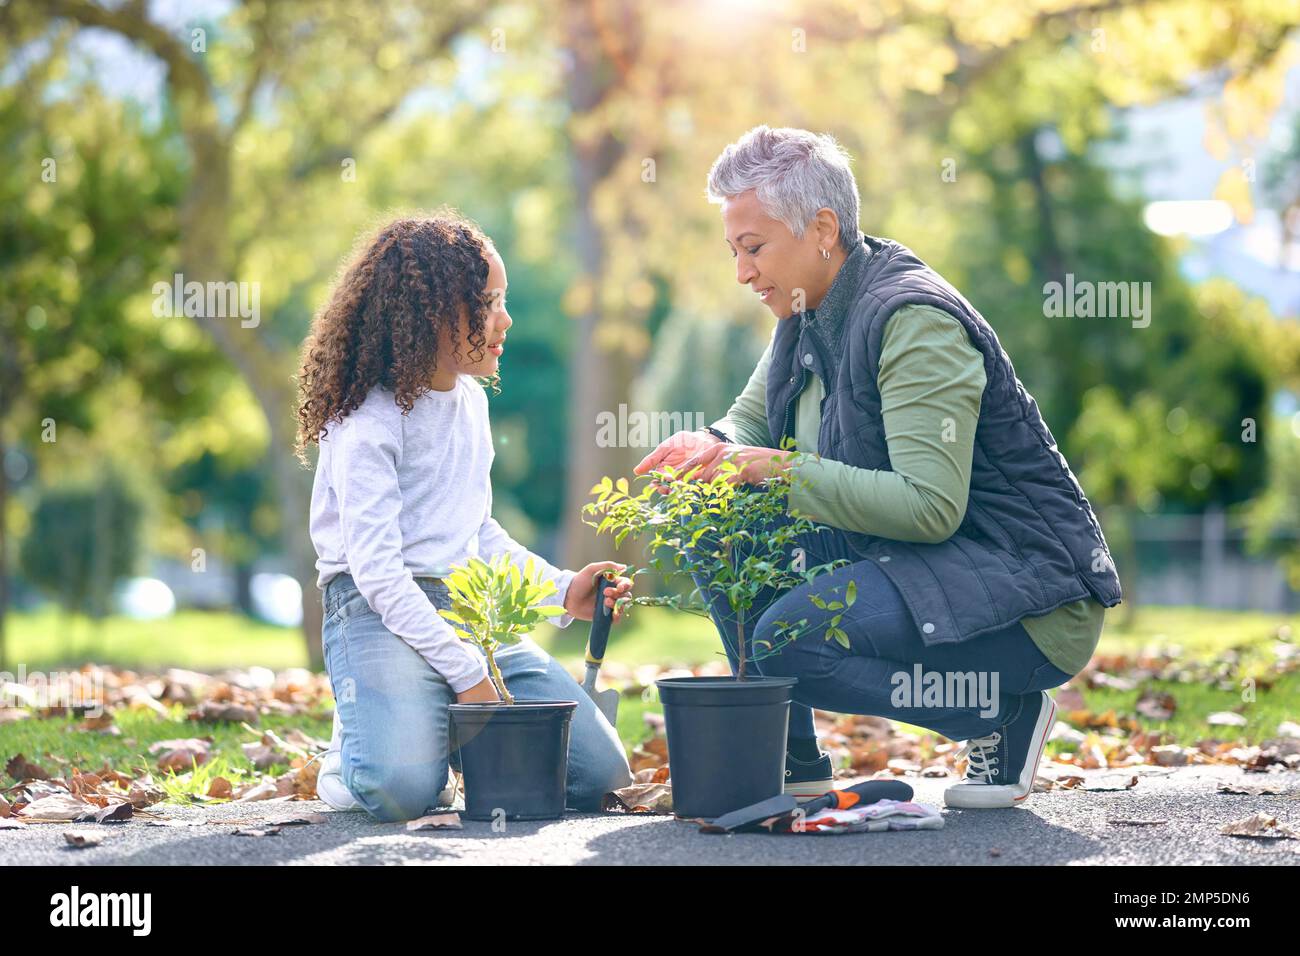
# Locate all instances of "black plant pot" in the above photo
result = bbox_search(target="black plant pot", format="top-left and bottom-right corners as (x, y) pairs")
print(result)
(448, 699), (578, 821)
(655, 675), (798, 819)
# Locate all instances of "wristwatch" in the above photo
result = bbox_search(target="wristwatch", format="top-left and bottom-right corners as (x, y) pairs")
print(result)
(699, 425), (732, 443)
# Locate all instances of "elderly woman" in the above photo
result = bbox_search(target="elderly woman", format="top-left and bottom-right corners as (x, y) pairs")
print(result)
(635, 126), (1121, 809)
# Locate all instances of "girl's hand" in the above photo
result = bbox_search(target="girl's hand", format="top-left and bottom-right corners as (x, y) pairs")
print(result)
(678, 443), (796, 484)
(456, 676), (501, 704)
(563, 562), (634, 622)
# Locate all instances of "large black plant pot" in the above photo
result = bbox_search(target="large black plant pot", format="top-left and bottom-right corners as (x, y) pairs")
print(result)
(655, 675), (797, 819)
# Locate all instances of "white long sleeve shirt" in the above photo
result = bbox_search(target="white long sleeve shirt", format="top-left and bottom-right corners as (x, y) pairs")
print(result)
(309, 375), (577, 693)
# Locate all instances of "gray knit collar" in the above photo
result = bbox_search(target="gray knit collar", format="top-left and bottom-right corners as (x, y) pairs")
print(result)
(801, 233), (868, 354)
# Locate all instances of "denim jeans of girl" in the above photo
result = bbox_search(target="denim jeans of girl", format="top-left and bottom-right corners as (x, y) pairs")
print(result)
(689, 512), (1074, 743)
(321, 572), (633, 822)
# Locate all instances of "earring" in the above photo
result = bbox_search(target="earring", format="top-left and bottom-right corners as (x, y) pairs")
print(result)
(821, 247), (830, 260)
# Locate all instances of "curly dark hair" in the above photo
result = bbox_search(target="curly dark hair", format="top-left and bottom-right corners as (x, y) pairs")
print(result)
(295, 212), (499, 463)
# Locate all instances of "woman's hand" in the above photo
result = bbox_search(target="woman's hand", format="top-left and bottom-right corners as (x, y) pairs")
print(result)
(633, 430), (722, 478)
(456, 676), (500, 704)
(678, 442), (796, 485)
(563, 562), (635, 622)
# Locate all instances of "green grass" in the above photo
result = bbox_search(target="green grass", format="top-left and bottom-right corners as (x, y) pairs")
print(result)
(537, 603), (1296, 671)
(0, 702), (334, 801)
(2, 604), (1294, 764)
(11, 603), (1288, 675)
(5, 608), (312, 672)
(1072, 671), (1299, 747)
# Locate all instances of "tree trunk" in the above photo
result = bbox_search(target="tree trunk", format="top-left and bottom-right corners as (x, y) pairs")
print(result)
(557, 1), (637, 572)
(176, 132), (323, 669)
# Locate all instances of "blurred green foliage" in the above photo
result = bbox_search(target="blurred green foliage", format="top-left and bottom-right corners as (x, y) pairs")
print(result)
(0, 0), (1298, 652)
(19, 471), (142, 617)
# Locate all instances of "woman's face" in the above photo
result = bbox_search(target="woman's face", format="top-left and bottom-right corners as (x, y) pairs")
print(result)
(439, 246), (512, 380)
(721, 189), (840, 319)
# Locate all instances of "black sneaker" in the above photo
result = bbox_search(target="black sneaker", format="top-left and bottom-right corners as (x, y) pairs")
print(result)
(784, 750), (835, 800)
(944, 690), (1056, 808)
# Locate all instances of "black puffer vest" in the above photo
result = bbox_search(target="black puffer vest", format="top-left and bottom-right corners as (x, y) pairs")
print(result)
(767, 234), (1122, 646)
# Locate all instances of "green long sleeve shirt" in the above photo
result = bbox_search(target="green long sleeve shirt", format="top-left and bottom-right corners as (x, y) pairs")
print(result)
(712, 304), (1104, 676)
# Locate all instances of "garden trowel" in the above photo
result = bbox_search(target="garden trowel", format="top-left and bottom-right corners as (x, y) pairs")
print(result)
(702, 780), (916, 834)
(581, 573), (620, 725)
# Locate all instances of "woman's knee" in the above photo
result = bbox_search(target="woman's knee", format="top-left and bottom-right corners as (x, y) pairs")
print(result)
(750, 613), (822, 679)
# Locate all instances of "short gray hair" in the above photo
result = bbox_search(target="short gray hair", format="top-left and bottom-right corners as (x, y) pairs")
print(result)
(706, 126), (861, 251)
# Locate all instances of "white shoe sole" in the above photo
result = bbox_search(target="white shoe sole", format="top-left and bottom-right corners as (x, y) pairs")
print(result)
(784, 778), (836, 800)
(317, 749), (363, 811)
(944, 692), (1057, 809)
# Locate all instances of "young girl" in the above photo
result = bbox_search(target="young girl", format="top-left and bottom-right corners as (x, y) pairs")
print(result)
(295, 213), (634, 822)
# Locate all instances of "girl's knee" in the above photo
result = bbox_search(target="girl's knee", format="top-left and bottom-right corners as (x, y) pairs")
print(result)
(349, 758), (448, 823)
(566, 736), (632, 810)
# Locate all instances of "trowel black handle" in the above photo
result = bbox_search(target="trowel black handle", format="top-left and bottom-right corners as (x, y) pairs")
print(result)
(585, 572), (616, 666)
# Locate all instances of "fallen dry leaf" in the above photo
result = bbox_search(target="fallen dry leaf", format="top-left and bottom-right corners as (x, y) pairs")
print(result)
(1135, 691), (1177, 721)
(407, 813), (462, 831)
(144, 818), (205, 828)
(1108, 819), (1168, 826)
(264, 812), (328, 826)
(1220, 813), (1299, 839)
(63, 829), (105, 847)
(75, 713), (119, 734)
(18, 793), (96, 822)
(1055, 687), (1086, 710)
(1217, 782), (1285, 796)
(1207, 711), (1249, 728)
(1081, 774), (1139, 792)
(93, 801), (133, 823)
(148, 738), (212, 772)
(232, 826), (282, 837)
(5, 753), (50, 782)
(605, 782), (673, 814)
(1149, 745), (1191, 767)
(234, 779), (281, 802)
(190, 700), (260, 724)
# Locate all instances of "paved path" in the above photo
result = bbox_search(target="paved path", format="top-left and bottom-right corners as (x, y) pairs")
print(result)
(4, 766), (1297, 866)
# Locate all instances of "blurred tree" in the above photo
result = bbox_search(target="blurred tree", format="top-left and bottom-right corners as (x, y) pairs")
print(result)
(5, 0), (1300, 652)
(7, 0), (486, 667)
(19, 472), (142, 625)
(0, 54), (218, 667)
(543, 0), (1300, 571)
(1242, 410), (1300, 594)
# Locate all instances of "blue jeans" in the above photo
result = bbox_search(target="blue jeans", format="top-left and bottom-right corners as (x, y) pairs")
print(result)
(321, 573), (632, 822)
(690, 514), (1074, 742)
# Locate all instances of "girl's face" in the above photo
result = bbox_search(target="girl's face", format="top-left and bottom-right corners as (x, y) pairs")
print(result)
(436, 246), (512, 383)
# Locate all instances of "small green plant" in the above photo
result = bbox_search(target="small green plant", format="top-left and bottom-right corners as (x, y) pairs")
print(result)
(582, 456), (847, 679)
(157, 754), (249, 804)
(437, 554), (567, 704)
